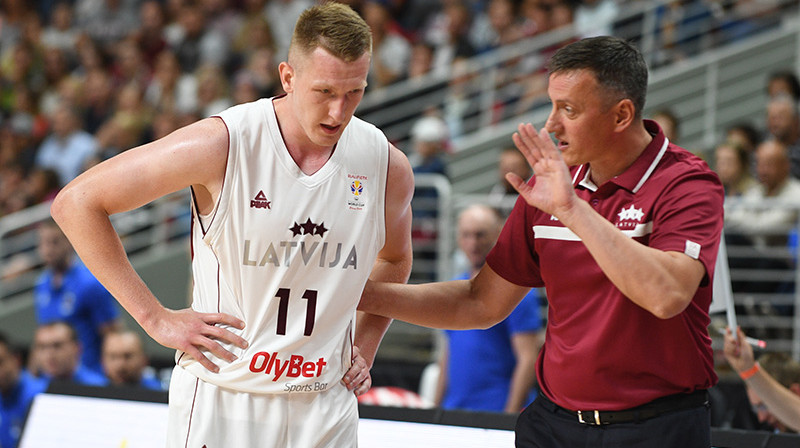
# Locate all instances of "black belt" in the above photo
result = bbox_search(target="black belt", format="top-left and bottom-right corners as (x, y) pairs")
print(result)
(538, 390), (709, 425)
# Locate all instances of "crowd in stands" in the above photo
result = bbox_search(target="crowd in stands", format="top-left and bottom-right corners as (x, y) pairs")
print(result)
(2, 0), (797, 220)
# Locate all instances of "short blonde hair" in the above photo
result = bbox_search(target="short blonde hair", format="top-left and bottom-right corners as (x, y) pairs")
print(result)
(289, 2), (372, 63)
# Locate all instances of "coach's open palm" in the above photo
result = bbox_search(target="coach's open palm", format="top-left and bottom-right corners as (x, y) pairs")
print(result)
(508, 123), (578, 219)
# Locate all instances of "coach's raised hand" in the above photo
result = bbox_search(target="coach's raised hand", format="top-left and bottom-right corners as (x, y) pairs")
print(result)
(507, 122), (578, 221)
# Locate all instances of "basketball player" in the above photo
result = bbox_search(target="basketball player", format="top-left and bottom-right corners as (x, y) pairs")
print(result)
(51, 3), (413, 447)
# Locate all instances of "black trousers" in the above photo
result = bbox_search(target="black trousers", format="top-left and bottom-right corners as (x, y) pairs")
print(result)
(515, 393), (711, 448)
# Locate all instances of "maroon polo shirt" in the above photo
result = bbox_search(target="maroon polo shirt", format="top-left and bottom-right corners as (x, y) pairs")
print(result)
(487, 120), (724, 411)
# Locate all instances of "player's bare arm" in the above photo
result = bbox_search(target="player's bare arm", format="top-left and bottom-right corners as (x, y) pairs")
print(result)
(507, 122), (706, 319)
(51, 117), (248, 373)
(346, 144), (414, 394)
(360, 263), (530, 330)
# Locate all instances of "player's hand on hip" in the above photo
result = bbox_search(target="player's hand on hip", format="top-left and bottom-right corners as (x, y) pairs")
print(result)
(144, 308), (248, 373)
(343, 346), (372, 397)
(509, 123), (578, 218)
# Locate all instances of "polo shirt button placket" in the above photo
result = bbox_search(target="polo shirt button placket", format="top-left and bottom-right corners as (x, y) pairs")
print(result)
(590, 198), (600, 208)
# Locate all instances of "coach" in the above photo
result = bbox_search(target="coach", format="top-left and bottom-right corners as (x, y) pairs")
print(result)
(360, 36), (724, 447)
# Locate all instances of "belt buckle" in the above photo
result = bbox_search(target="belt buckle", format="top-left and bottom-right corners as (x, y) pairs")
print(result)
(577, 410), (602, 425)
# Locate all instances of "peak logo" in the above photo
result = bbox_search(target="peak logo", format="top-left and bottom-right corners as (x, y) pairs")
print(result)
(250, 190), (271, 209)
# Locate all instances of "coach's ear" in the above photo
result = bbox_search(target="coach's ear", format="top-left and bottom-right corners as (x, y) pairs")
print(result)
(279, 61), (295, 94)
(612, 98), (635, 133)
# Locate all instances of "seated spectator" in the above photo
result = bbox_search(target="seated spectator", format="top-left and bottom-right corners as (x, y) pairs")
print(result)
(764, 94), (800, 179)
(714, 141), (756, 198)
(363, 0), (411, 89)
(574, 0), (618, 38)
(652, 108), (680, 144)
(724, 327), (800, 433)
(437, 204), (542, 413)
(34, 218), (121, 374)
(31, 321), (108, 386)
(725, 139), (800, 248)
(766, 70), (800, 101)
(0, 331), (48, 448)
(726, 121), (762, 158)
(101, 330), (163, 390)
(34, 101), (98, 186)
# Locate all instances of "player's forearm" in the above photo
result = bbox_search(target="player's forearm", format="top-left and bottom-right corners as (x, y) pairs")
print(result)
(360, 279), (498, 329)
(51, 189), (166, 328)
(558, 200), (700, 319)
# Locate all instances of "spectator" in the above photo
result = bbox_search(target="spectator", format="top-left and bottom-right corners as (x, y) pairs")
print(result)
(109, 38), (151, 89)
(75, 0), (139, 50)
(746, 352), (800, 433)
(170, 1), (229, 74)
(408, 114), (449, 179)
(81, 67), (117, 134)
(442, 57), (483, 138)
(34, 101), (98, 185)
(437, 204), (542, 413)
(470, 0), (524, 53)
(764, 94), (800, 179)
(714, 141), (756, 198)
(144, 49), (198, 117)
(31, 321), (108, 386)
(652, 108), (680, 143)
(574, 0), (618, 38)
(427, 1), (477, 77)
(101, 330), (163, 390)
(132, 0), (169, 70)
(0, 331), (48, 448)
(766, 70), (800, 101)
(25, 167), (62, 206)
(725, 121), (762, 158)
(34, 218), (121, 374)
(40, 1), (80, 56)
(726, 139), (800, 248)
(724, 326), (800, 433)
(362, 0), (412, 89)
(194, 63), (232, 117)
(264, 0), (314, 62)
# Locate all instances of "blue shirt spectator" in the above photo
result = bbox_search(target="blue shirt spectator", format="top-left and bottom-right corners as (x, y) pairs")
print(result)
(442, 272), (542, 412)
(102, 330), (164, 391)
(0, 333), (48, 448)
(34, 219), (120, 373)
(437, 204), (543, 413)
(32, 321), (108, 387)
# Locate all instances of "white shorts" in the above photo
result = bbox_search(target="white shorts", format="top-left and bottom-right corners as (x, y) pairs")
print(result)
(166, 365), (358, 448)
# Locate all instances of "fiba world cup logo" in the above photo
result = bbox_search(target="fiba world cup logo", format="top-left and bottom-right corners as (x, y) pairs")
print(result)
(348, 180), (365, 210)
(350, 181), (363, 197)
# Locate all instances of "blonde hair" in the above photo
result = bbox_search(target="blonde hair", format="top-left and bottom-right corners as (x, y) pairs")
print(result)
(289, 2), (372, 63)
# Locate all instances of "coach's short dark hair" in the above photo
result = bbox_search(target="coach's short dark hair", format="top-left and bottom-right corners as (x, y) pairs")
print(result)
(548, 36), (648, 119)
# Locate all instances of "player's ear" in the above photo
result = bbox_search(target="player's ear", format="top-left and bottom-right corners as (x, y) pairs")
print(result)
(279, 61), (295, 93)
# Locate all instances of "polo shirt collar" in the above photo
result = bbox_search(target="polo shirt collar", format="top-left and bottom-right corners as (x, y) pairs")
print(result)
(574, 119), (669, 193)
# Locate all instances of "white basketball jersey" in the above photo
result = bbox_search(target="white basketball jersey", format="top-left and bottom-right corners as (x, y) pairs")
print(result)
(180, 98), (388, 394)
